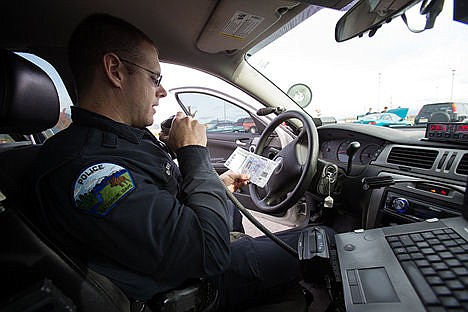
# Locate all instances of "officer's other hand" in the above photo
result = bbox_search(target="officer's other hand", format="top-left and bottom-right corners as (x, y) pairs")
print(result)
(159, 131), (169, 146)
(158, 114), (173, 145)
(168, 111), (207, 150)
(220, 170), (250, 193)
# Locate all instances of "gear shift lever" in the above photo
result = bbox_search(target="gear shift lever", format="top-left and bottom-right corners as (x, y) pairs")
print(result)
(346, 141), (360, 175)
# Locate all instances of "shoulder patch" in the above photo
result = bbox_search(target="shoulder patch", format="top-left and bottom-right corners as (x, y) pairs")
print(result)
(73, 163), (135, 216)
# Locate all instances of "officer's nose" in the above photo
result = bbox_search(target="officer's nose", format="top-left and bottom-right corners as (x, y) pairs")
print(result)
(156, 84), (167, 98)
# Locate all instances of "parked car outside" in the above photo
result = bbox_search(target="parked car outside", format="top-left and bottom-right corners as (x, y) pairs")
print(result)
(354, 112), (412, 127)
(207, 121), (244, 133)
(235, 117), (257, 133)
(414, 102), (468, 125)
(354, 108), (411, 127)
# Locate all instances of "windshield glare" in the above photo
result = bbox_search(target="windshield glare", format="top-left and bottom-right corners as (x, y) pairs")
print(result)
(247, 1), (467, 125)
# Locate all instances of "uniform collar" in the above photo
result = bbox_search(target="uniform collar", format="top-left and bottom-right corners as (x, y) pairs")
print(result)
(71, 106), (147, 144)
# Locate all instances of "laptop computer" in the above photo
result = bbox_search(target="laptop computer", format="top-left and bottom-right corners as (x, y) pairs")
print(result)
(335, 178), (468, 311)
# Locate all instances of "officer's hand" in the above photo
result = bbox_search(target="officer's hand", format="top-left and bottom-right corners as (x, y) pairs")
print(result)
(167, 112), (207, 150)
(159, 114), (176, 145)
(158, 129), (176, 159)
(159, 132), (169, 146)
(220, 170), (250, 193)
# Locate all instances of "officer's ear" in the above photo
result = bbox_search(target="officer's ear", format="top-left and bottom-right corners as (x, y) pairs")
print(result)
(102, 53), (123, 88)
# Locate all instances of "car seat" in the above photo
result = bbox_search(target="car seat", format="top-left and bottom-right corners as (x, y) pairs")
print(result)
(0, 49), (136, 311)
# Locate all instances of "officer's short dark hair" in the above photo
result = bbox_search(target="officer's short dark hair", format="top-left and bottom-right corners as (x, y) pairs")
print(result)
(68, 13), (155, 95)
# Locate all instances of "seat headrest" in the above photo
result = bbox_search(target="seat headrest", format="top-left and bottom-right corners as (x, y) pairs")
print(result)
(0, 50), (60, 134)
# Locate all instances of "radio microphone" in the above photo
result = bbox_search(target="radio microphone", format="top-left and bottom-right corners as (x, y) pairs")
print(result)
(256, 107), (285, 116)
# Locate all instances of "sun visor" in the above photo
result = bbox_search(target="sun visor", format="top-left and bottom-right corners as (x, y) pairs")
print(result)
(197, 0), (300, 54)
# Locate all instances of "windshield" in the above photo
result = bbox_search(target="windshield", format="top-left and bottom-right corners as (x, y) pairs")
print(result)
(247, 1), (467, 125)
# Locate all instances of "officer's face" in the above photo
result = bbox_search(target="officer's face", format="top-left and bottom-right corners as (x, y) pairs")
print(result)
(125, 42), (167, 128)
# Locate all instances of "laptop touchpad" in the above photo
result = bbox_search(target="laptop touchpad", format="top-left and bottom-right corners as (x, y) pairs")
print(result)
(354, 267), (399, 303)
(346, 267), (400, 304)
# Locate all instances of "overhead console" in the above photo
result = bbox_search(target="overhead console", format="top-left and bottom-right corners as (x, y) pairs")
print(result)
(196, 0), (352, 54)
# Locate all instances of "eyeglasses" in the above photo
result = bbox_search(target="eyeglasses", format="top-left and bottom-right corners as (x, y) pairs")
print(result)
(119, 57), (163, 87)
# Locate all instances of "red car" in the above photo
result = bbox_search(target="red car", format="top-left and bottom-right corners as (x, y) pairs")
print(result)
(235, 117), (257, 133)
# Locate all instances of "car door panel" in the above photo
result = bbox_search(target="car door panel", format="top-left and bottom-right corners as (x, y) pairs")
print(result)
(171, 88), (265, 211)
(207, 133), (255, 172)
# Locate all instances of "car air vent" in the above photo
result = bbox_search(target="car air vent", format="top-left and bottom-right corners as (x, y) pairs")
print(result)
(387, 147), (438, 169)
(456, 153), (468, 175)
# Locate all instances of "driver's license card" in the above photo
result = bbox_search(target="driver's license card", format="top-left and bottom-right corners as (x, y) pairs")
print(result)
(224, 147), (278, 188)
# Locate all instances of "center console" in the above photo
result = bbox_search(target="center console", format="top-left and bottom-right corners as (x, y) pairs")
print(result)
(365, 172), (465, 228)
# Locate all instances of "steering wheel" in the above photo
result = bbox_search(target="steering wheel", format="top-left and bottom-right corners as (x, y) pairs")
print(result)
(249, 110), (319, 214)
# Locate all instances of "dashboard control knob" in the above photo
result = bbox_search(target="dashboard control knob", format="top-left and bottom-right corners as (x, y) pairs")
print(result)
(392, 198), (409, 213)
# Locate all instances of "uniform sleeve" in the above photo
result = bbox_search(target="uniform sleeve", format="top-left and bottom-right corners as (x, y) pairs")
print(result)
(176, 145), (231, 271)
(88, 146), (230, 288)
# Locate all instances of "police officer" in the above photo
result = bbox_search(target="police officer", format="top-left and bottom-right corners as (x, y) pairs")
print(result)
(33, 13), (303, 311)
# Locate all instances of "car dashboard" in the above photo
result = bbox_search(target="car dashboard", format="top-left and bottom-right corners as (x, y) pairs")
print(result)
(315, 123), (467, 231)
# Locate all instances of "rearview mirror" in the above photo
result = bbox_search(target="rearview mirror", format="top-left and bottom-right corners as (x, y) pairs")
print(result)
(335, 0), (421, 42)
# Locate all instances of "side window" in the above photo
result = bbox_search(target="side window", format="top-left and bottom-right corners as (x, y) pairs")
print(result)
(176, 92), (258, 134)
(0, 134), (15, 143)
(457, 104), (467, 116)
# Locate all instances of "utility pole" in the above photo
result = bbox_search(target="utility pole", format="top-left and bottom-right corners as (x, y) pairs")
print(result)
(377, 72), (381, 108)
(450, 69), (456, 101)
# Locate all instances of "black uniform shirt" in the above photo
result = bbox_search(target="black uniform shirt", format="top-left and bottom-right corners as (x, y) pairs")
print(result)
(32, 107), (230, 299)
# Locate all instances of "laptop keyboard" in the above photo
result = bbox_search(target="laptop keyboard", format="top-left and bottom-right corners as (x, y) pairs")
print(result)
(386, 228), (468, 311)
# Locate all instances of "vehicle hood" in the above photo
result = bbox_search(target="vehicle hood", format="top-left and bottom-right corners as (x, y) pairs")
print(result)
(388, 107), (409, 119)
